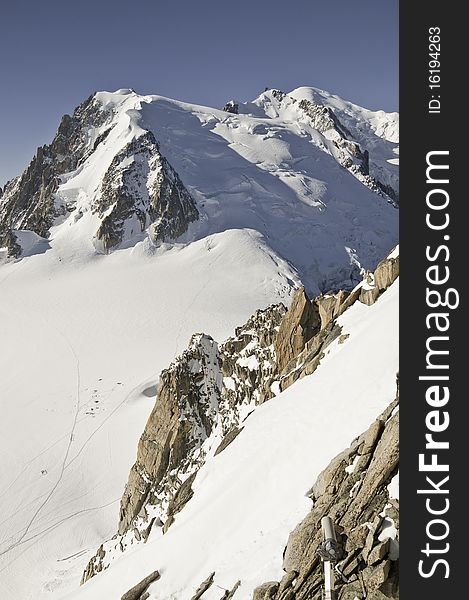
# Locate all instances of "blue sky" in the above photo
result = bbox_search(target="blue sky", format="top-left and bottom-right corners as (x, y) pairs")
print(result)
(0, 0), (398, 186)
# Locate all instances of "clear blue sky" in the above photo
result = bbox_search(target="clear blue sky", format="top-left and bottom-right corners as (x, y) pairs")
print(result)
(0, 0), (398, 187)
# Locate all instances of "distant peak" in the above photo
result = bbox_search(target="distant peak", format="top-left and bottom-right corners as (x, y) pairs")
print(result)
(113, 88), (136, 95)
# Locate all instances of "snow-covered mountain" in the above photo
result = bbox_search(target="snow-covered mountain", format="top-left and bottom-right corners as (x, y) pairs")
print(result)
(0, 86), (398, 293)
(0, 86), (398, 600)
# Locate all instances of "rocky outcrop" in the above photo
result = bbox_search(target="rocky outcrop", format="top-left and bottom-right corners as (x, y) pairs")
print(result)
(359, 255), (400, 307)
(1, 96), (198, 257)
(93, 131), (198, 252)
(223, 101), (239, 114)
(374, 256), (400, 292)
(121, 570), (160, 600)
(297, 98), (397, 204)
(297, 98), (351, 138)
(0, 94), (112, 255)
(118, 333), (221, 535)
(1, 229), (21, 257)
(274, 288), (320, 373)
(82, 250), (399, 584)
(253, 380), (399, 600)
(191, 573), (215, 600)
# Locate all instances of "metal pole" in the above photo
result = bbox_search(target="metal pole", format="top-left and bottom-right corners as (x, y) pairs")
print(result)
(321, 517), (338, 600)
(324, 560), (335, 600)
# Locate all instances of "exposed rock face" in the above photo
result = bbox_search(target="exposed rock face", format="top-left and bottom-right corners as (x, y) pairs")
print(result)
(253, 381), (399, 600)
(121, 570), (160, 600)
(93, 131), (198, 252)
(297, 97), (398, 204)
(298, 98), (351, 138)
(359, 255), (400, 307)
(223, 101), (239, 114)
(1, 229), (21, 257)
(0, 95), (112, 255)
(1, 97), (198, 257)
(82, 250), (399, 584)
(274, 288), (320, 374)
(118, 333), (222, 534)
(374, 256), (400, 292)
(191, 572), (215, 600)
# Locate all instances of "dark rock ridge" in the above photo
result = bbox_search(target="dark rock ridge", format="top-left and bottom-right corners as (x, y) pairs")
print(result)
(121, 570), (160, 600)
(81, 251), (399, 585)
(223, 101), (239, 114)
(0, 98), (198, 257)
(252, 380), (399, 600)
(296, 97), (398, 205)
(93, 131), (198, 252)
(0, 94), (112, 255)
(260, 90), (398, 205)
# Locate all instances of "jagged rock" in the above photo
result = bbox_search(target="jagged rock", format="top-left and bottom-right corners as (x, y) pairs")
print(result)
(271, 89), (286, 102)
(357, 254), (400, 307)
(298, 99), (350, 138)
(278, 571), (298, 593)
(220, 303), (286, 412)
(0, 94), (111, 249)
(374, 256), (400, 292)
(345, 525), (368, 554)
(121, 570), (160, 600)
(223, 101), (239, 114)
(163, 471), (197, 532)
(296, 97), (397, 203)
(82, 304), (286, 581)
(368, 540), (390, 566)
(316, 290), (350, 328)
(191, 572), (215, 599)
(274, 288), (320, 374)
(219, 580), (241, 599)
(359, 285), (380, 306)
(1, 229), (21, 257)
(278, 320), (343, 391)
(94, 131), (198, 252)
(0, 95), (198, 256)
(339, 581), (365, 600)
(362, 561), (391, 593)
(118, 334), (222, 535)
(253, 582), (279, 599)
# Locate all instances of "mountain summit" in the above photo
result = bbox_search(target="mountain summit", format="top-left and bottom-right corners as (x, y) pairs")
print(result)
(0, 86), (398, 294)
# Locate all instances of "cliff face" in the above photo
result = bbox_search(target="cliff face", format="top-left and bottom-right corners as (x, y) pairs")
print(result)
(93, 131), (198, 252)
(82, 252), (399, 587)
(0, 95), (111, 253)
(0, 96), (198, 257)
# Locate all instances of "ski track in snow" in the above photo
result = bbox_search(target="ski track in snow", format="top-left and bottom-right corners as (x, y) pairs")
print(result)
(0, 323), (82, 557)
(0, 498), (119, 576)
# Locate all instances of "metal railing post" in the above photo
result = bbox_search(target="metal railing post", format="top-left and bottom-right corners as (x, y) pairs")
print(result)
(319, 516), (339, 600)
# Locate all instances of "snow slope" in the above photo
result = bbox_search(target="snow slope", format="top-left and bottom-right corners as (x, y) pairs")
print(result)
(0, 228), (298, 600)
(59, 275), (399, 600)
